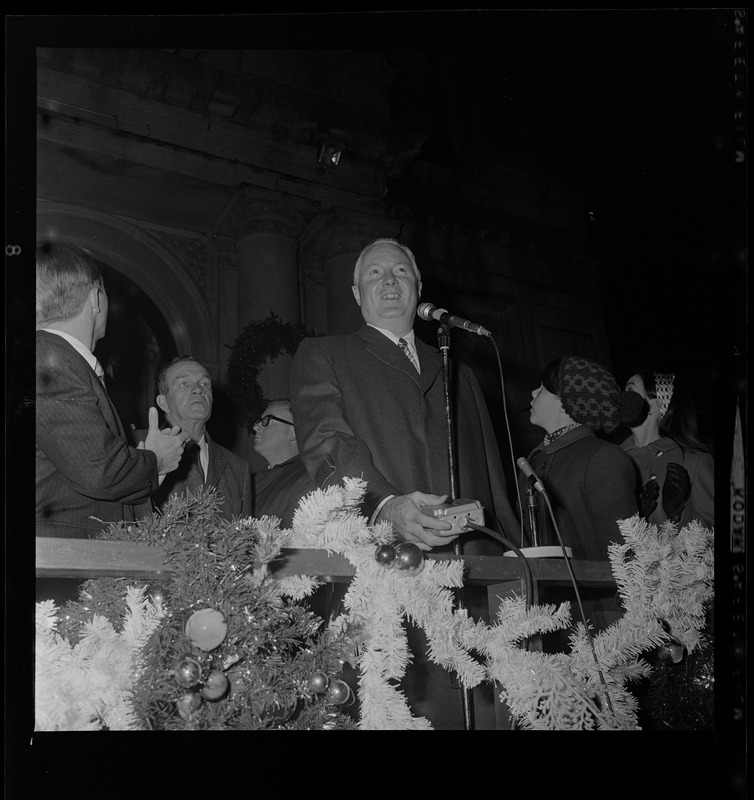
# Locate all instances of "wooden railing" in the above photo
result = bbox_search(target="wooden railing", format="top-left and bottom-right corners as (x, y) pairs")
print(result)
(35, 537), (616, 587)
(36, 537), (617, 730)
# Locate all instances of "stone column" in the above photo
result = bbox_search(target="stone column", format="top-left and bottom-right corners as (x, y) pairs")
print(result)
(229, 194), (317, 330)
(226, 191), (318, 467)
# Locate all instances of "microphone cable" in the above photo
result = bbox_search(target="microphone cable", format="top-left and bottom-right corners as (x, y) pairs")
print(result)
(537, 489), (614, 715)
(487, 336), (528, 549)
(466, 522), (536, 609)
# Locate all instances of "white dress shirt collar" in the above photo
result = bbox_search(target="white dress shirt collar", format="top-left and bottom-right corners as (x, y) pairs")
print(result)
(366, 323), (416, 349)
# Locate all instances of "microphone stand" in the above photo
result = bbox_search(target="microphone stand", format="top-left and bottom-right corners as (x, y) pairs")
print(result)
(526, 485), (540, 547)
(438, 323), (458, 504)
(436, 322), (475, 732)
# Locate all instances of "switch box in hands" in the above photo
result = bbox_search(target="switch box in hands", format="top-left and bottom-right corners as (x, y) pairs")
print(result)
(419, 498), (484, 535)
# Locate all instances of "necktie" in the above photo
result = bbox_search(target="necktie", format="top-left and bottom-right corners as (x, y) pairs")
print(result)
(191, 442), (205, 482)
(397, 338), (420, 372)
(94, 360), (106, 386)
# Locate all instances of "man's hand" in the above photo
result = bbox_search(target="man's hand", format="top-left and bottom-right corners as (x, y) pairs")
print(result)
(376, 492), (456, 551)
(138, 406), (186, 475)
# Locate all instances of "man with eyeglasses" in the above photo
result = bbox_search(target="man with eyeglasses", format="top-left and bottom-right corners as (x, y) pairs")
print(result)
(252, 399), (315, 529)
(150, 355), (252, 522)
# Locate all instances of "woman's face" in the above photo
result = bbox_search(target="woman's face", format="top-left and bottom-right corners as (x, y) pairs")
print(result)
(530, 383), (561, 431)
(625, 373), (648, 400)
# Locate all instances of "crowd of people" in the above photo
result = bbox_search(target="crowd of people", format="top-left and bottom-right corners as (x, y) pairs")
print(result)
(35, 237), (715, 727)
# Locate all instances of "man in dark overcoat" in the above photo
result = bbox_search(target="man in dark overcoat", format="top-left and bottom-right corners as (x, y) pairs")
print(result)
(290, 237), (519, 554)
(290, 238), (521, 729)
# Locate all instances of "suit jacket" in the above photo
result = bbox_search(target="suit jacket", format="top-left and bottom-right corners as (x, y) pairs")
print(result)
(253, 455), (316, 529)
(152, 432), (252, 522)
(289, 325), (520, 553)
(36, 330), (159, 538)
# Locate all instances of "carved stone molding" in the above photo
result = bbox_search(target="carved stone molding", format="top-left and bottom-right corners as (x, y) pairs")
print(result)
(228, 194), (319, 243)
(146, 228), (209, 291)
(300, 208), (402, 262)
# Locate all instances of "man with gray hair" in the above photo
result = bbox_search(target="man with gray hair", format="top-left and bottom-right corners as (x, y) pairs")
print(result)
(36, 241), (186, 537)
(291, 237), (519, 552)
(290, 237), (520, 729)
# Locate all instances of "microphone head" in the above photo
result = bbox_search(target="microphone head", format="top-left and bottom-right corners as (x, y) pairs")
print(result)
(416, 302), (436, 321)
(517, 457), (545, 492)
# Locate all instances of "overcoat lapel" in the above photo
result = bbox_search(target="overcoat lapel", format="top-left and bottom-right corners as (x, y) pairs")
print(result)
(354, 326), (441, 391)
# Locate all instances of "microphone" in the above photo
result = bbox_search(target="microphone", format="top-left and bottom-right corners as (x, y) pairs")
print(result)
(517, 457), (546, 494)
(417, 303), (491, 337)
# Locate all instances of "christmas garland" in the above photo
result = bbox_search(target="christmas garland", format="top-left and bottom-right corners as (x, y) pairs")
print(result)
(225, 313), (315, 432)
(35, 483), (714, 731)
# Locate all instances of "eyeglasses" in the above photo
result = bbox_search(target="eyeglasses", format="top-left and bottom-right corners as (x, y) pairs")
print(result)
(255, 414), (294, 428)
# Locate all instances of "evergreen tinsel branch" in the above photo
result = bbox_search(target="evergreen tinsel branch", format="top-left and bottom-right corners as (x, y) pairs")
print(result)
(224, 313), (316, 432)
(44, 489), (358, 731)
(36, 486), (715, 731)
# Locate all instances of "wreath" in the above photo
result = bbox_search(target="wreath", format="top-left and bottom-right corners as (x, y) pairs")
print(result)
(225, 313), (315, 432)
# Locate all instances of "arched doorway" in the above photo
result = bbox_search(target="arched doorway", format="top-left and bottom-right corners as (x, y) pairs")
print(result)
(94, 262), (177, 431)
(37, 201), (219, 432)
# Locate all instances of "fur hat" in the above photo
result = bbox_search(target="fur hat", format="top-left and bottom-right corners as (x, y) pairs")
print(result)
(557, 356), (644, 433)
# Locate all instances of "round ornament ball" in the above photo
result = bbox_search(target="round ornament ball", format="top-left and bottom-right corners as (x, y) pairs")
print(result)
(176, 691), (202, 720)
(394, 541), (424, 571)
(375, 544), (397, 566)
(200, 670), (229, 701)
(309, 671), (330, 693)
(174, 656), (203, 688)
(326, 679), (351, 706)
(658, 641), (685, 665)
(185, 608), (228, 651)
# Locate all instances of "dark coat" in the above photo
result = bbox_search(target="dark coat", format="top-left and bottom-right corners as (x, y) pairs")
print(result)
(152, 432), (252, 522)
(36, 330), (158, 537)
(520, 425), (639, 561)
(620, 435), (714, 530)
(290, 323), (522, 728)
(289, 325), (520, 553)
(253, 455), (315, 529)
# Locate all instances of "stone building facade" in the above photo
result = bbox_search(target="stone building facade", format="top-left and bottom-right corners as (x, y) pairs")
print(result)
(36, 48), (611, 470)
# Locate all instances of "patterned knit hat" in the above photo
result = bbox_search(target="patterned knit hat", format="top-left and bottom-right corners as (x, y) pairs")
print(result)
(557, 356), (643, 433)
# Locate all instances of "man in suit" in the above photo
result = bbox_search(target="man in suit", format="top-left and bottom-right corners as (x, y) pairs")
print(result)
(252, 398), (315, 528)
(290, 237), (520, 553)
(151, 356), (253, 521)
(289, 237), (521, 729)
(36, 242), (186, 538)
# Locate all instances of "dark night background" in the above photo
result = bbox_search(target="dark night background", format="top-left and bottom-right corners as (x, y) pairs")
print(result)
(9, 10), (745, 437)
(5, 10), (747, 795)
